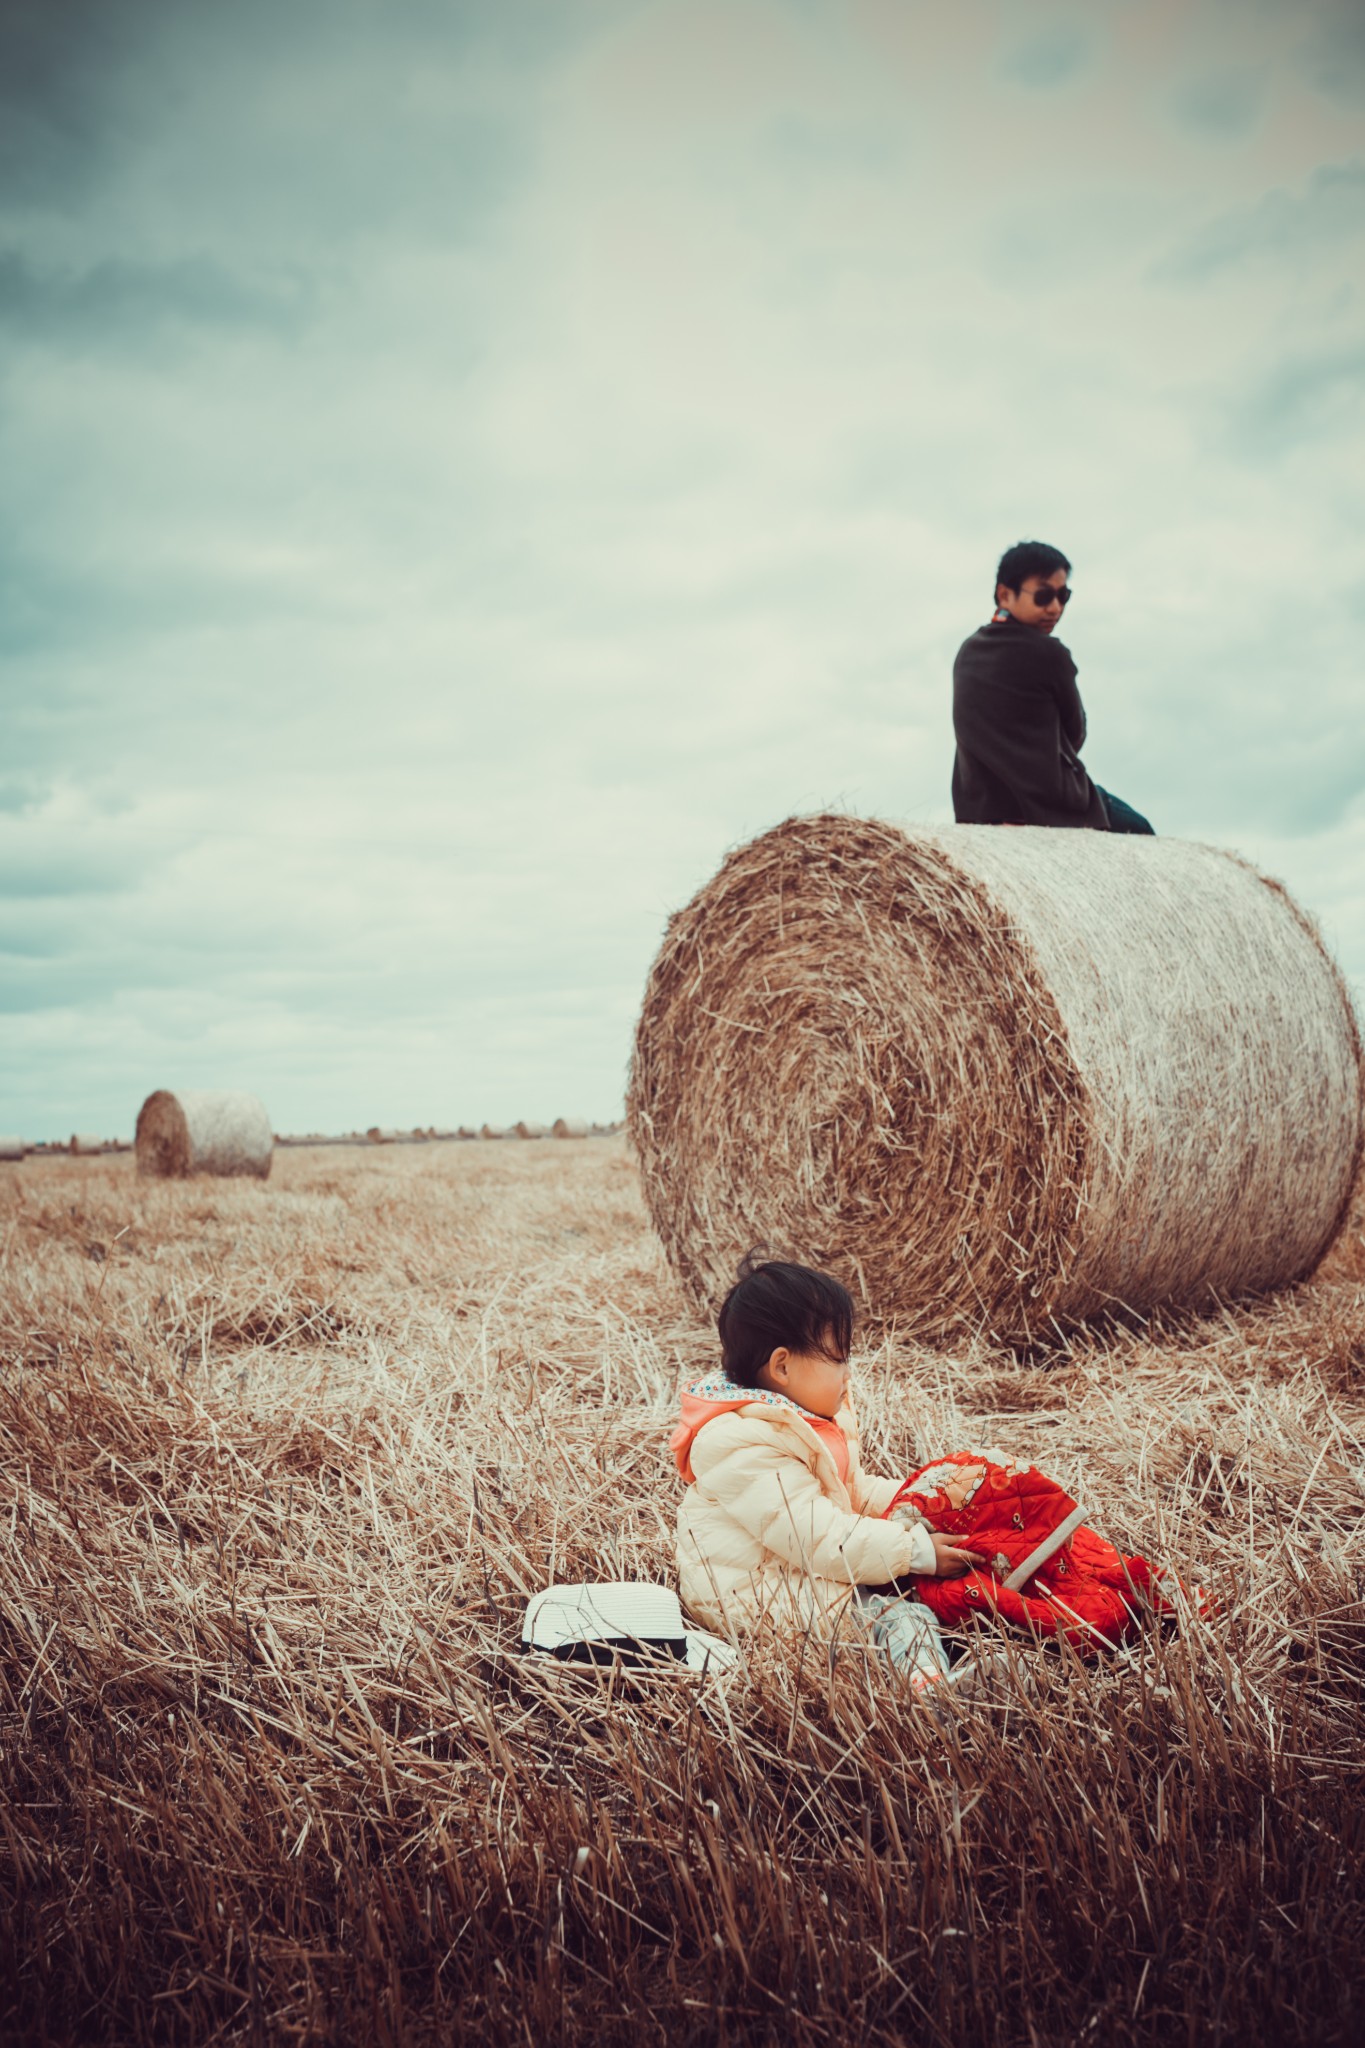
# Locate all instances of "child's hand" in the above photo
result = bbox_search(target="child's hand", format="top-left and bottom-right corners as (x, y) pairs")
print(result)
(929, 1532), (989, 1578)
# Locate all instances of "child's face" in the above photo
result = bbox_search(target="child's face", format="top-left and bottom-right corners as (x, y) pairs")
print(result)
(757, 1334), (850, 1418)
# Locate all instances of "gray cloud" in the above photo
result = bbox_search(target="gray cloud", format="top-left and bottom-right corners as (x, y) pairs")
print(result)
(0, 847), (147, 904)
(997, 22), (1090, 91)
(1299, 1), (1365, 104)
(1157, 160), (1365, 282)
(0, 249), (319, 344)
(1227, 341), (1365, 456)
(1168, 67), (1265, 139)
(0, 0), (539, 285)
(0, 0), (161, 205)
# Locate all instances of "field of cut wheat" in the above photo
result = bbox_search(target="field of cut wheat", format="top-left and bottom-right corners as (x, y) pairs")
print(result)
(2, 1138), (1363, 2045)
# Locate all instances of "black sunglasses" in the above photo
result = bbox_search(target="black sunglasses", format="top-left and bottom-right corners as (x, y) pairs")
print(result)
(1027, 584), (1072, 608)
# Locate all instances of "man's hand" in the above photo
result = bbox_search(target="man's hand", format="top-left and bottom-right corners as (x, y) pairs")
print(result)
(929, 1532), (989, 1578)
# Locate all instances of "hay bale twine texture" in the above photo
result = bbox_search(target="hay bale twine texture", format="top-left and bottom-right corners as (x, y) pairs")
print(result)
(627, 817), (1363, 1342)
(135, 1090), (273, 1181)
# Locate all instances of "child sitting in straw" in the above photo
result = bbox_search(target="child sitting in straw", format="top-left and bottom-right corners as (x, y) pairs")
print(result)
(671, 1255), (990, 1700)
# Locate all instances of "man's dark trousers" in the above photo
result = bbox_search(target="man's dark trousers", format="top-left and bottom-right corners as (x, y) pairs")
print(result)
(1094, 788), (1155, 835)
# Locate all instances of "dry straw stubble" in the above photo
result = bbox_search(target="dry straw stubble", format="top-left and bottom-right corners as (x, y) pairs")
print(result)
(1, 1140), (1363, 2045)
(628, 815), (1363, 1341)
(135, 1087), (274, 1180)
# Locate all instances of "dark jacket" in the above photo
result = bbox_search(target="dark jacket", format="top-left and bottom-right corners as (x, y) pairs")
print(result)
(951, 616), (1109, 830)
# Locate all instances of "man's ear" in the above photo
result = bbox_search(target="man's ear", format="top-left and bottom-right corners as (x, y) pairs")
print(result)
(995, 582), (1012, 607)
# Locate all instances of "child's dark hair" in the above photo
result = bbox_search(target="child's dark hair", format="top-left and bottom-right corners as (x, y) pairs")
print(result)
(717, 1253), (854, 1388)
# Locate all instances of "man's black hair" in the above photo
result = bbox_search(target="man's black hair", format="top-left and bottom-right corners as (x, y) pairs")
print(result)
(717, 1253), (854, 1388)
(995, 538), (1071, 596)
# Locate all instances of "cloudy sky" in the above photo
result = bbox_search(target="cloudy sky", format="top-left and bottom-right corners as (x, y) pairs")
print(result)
(2, 0), (1363, 1139)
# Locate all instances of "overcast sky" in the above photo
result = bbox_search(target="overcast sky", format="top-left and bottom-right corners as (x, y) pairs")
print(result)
(2, 0), (1363, 1138)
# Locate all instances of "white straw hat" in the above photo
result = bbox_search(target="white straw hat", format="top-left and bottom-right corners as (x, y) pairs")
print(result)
(521, 1581), (737, 1674)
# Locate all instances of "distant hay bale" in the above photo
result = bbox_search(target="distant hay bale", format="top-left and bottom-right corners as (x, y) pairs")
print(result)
(627, 816), (1364, 1342)
(553, 1118), (590, 1139)
(69, 1135), (106, 1156)
(481, 1123), (509, 1141)
(0, 1138), (24, 1163)
(135, 1091), (273, 1181)
(515, 1121), (548, 1140)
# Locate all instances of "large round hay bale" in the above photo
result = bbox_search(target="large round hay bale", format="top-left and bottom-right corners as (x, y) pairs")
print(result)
(135, 1090), (273, 1180)
(0, 1137), (24, 1162)
(515, 1121), (548, 1140)
(628, 816), (1363, 1342)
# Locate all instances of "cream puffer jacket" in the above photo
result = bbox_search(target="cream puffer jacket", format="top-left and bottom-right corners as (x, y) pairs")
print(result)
(671, 1379), (936, 1636)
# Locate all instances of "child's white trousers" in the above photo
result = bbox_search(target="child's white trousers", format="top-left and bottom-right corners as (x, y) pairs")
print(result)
(854, 1587), (952, 1683)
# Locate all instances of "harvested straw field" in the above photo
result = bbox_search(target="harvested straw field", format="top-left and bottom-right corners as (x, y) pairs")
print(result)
(135, 1089), (274, 1181)
(2, 1137), (1364, 2044)
(629, 816), (1363, 1342)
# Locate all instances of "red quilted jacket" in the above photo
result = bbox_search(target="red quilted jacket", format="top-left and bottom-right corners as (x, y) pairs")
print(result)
(884, 1452), (1179, 1654)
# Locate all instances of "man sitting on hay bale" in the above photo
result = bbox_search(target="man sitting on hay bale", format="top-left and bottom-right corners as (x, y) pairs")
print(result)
(952, 538), (1154, 835)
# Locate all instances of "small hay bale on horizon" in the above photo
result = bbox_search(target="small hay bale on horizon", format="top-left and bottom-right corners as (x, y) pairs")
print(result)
(0, 1137), (24, 1163)
(552, 1117), (590, 1139)
(514, 1121), (548, 1140)
(69, 1134), (107, 1156)
(135, 1090), (273, 1181)
(627, 815), (1364, 1343)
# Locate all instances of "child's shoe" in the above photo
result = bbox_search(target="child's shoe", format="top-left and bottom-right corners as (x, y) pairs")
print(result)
(910, 1648), (1022, 1715)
